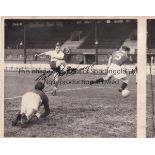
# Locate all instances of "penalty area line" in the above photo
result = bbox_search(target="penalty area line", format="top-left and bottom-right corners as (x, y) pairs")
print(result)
(4, 86), (90, 100)
(46, 86), (90, 93)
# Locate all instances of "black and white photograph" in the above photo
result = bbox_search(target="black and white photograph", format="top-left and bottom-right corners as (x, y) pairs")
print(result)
(4, 18), (137, 137)
(146, 19), (155, 138)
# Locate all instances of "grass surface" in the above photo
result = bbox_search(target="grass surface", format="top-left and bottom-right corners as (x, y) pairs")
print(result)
(4, 72), (136, 137)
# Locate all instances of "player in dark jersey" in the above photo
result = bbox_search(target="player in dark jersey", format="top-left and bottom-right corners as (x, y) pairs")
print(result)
(110, 49), (128, 66)
(12, 81), (50, 128)
(90, 46), (130, 93)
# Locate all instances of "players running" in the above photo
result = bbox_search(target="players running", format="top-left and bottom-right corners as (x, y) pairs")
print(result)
(90, 46), (130, 93)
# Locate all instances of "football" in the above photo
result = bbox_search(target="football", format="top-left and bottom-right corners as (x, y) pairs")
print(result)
(121, 89), (130, 97)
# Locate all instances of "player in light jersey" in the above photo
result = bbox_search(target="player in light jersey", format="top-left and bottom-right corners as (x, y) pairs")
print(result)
(90, 46), (130, 93)
(38, 42), (66, 96)
(12, 81), (50, 128)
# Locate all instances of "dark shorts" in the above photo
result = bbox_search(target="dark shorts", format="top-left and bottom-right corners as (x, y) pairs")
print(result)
(50, 61), (61, 74)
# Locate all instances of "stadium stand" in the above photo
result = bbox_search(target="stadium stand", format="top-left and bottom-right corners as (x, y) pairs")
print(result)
(5, 27), (71, 49)
(5, 20), (90, 49)
(5, 20), (137, 64)
(79, 23), (133, 49)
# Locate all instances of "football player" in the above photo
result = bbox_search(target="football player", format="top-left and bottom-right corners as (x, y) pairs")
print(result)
(12, 81), (50, 128)
(90, 46), (130, 93)
(38, 42), (66, 96)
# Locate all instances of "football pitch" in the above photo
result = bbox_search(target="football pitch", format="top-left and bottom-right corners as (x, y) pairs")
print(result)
(4, 71), (137, 137)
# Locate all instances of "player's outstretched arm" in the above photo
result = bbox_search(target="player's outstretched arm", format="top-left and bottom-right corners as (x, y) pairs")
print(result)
(38, 51), (50, 56)
(40, 103), (50, 118)
(40, 95), (50, 118)
(38, 53), (44, 56)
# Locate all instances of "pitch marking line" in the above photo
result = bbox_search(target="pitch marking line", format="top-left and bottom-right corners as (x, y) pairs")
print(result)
(4, 86), (89, 100)
(5, 86), (137, 100)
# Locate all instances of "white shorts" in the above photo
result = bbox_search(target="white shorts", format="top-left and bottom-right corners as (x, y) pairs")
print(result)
(21, 92), (42, 119)
(107, 63), (127, 79)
